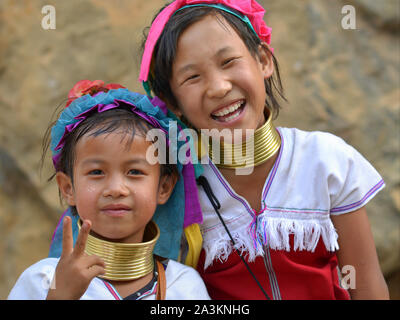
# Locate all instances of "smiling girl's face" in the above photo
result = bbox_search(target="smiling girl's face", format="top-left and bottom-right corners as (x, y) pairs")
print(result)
(169, 14), (274, 134)
(56, 130), (175, 244)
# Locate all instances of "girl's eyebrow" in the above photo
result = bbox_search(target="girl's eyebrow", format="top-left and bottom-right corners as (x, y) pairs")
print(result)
(216, 46), (234, 56)
(176, 46), (234, 76)
(81, 159), (104, 166)
(124, 158), (150, 165)
(81, 158), (149, 166)
(176, 64), (196, 76)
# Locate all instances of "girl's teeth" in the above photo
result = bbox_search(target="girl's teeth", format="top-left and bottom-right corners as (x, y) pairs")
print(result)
(221, 109), (241, 122)
(213, 101), (242, 117)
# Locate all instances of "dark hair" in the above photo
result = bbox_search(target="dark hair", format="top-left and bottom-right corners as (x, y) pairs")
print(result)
(41, 103), (178, 215)
(141, 4), (287, 120)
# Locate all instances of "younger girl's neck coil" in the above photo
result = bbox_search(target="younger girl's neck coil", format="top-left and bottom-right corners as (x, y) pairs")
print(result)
(78, 220), (159, 281)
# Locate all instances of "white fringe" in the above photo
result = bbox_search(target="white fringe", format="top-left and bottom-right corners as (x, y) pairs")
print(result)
(202, 213), (339, 270)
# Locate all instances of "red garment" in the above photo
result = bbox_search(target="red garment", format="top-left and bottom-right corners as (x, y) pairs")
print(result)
(197, 235), (350, 300)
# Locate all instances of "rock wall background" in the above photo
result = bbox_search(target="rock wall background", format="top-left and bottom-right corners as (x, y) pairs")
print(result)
(0, 0), (399, 299)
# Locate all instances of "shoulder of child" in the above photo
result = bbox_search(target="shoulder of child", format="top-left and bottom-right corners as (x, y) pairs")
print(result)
(279, 127), (362, 168)
(164, 260), (210, 300)
(7, 258), (59, 300)
(281, 127), (353, 154)
(279, 127), (384, 213)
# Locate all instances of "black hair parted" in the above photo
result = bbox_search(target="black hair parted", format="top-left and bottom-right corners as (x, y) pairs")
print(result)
(141, 4), (287, 120)
(41, 104), (178, 216)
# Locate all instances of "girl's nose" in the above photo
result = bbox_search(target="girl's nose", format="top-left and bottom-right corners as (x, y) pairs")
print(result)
(103, 176), (130, 198)
(206, 72), (232, 99)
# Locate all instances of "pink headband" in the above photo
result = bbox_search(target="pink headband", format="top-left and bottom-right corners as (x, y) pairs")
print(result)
(139, 0), (272, 83)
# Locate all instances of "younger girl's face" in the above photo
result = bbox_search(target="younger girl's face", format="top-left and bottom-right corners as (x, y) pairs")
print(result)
(170, 14), (273, 134)
(56, 130), (175, 243)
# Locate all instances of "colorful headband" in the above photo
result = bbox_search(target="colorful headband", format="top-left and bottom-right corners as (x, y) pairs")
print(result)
(49, 80), (204, 262)
(139, 0), (272, 95)
(51, 80), (170, 170)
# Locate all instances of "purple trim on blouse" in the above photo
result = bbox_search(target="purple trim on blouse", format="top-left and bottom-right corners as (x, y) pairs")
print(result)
(208, 128), (284, 217)
(330, 179), (385, 213)
(138, 281), (158, 300)
(102, 280), (121, 300)
(209, 161), (254, 217)
(102, 276), (158, 300)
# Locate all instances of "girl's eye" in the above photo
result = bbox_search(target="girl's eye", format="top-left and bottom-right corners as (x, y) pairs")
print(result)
(222, 58), (236, 66)
(128, 169), (143, 175)
(88, 169), (103, 175)
(183, 74), (199, 84)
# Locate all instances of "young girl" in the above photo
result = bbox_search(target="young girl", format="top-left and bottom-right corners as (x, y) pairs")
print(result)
(8, 80), (210, 300)
(139, 0), (389, 300)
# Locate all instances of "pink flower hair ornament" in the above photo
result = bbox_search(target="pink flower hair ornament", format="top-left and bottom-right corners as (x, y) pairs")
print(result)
(65, 80), (125, 108)
(139, 0), (273, 95)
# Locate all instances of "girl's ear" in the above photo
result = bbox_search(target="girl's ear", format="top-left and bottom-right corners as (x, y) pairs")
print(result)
(56, 172), (76, 206)
(157, 173), (178, 205)
(258, 42), (274, 79)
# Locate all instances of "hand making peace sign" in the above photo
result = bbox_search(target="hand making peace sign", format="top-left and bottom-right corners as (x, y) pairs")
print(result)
(46, 216), (106, 300)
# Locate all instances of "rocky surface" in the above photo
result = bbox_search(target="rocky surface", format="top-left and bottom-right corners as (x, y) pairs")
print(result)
(0, 147), (59, 296)
(0, 0), (399, 299)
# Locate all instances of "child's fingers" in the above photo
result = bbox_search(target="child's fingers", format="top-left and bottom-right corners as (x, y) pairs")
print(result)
(73, 219), (91, 257)
(61, 216), (73, 257)
(83, 254), (106, 270)
(85, 265), (106, 281)
(82, 254), (106, 281)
